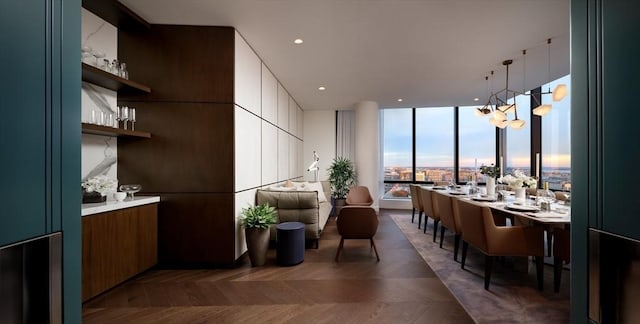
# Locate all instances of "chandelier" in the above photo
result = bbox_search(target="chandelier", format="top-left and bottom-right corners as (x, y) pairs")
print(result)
(475, 37), (568, 129)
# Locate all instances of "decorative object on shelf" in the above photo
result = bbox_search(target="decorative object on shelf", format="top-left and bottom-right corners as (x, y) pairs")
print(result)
(119, 184), (141, 200)
(306, 151), (320, 182)
(112, 191), (126, 202)
(327, 157), (356, 216)
(81, 175), (117, 203)
(480, 163), (500, 197)
(241, 203), (277, 266)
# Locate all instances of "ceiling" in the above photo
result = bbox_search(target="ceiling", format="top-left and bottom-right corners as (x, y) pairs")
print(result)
(120, 0), (570, 111)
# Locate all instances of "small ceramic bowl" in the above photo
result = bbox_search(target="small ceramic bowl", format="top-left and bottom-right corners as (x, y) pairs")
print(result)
(113, 192), (127, 202)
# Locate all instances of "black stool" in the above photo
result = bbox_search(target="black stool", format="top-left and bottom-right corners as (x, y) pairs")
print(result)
(276, 222), (305, 266)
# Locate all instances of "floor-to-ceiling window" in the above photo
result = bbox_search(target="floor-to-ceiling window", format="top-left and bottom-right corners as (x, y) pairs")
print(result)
(415, 107), (454, 183)
(381, 75), (570, 199)
(541, 75), (571, 190)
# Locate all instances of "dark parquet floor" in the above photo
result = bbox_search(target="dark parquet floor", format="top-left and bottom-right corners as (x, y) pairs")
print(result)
(82, 211), (474, 324)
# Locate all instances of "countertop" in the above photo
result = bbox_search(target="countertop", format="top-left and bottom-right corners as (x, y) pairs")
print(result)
(81, 196), (160, 216)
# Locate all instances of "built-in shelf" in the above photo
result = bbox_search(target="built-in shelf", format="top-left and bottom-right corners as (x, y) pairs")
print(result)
(82, 63), (151, 93)
(82, 123), (151, 138)
(82, 0), (150, 30)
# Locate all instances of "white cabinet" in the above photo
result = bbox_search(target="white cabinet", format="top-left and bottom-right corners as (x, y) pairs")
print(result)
(261, 63), (277, 124)
(289, 135), (297, 179)
(262, 121), (278, 184)
(278, 129), (289, 181)
(277, 82), (289, 130)
(289, 96), (297, 136)
(234, 31), (261, 116)
(234, 106), (261, 191)
(297, 104), (304, 140)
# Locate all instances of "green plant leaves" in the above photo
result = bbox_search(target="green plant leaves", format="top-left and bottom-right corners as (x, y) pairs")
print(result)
(241, 203), (277, 229)
(327, 157), (356, 199)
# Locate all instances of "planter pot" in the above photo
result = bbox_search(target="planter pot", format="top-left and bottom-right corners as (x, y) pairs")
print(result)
(245, 227), (270, 266)
(332, 198), (346, 216)
(486, 178), (496, 197)
(82, 190), (106, 203)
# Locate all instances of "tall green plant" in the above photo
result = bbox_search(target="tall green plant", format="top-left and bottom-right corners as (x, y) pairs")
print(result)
(240, 203), (277, 229)
(327, 157), (356, 199)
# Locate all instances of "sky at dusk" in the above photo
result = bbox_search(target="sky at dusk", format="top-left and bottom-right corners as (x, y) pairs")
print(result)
(382, 75), (571, 169)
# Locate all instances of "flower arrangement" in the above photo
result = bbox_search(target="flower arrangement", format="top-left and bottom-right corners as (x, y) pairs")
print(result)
(81, 175), (118, 196)
(498, 169), (537, 188)
(479, 164), (500, 179)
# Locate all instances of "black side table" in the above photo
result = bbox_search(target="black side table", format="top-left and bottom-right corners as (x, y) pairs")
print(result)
(276, 222), (305, 266)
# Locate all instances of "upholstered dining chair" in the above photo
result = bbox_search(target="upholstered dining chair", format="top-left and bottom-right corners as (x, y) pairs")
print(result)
(420, 187), (439, 241)
(552, 227), (570, 293)
(457, 199), (545, 290)
(345, 186), (374, 206)
(335, 206), (380, 262)
(433, 192), (462, 261)
(409, 185), (423, 226)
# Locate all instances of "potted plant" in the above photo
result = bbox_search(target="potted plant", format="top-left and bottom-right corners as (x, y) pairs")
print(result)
(327, 157), (356, 215)
(480, 163), (500, 197)
(241, 203), (277, 266)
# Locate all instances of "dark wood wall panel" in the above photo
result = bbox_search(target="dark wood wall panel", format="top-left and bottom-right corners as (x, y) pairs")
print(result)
(118, 25), (234, 103)
(156, 193), (235, 265)
(117, 102), (234, 193)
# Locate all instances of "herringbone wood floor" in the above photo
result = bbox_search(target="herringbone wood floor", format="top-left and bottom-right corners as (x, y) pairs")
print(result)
(82, 211), (473, 323)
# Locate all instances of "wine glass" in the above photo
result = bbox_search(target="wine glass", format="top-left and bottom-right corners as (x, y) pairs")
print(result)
(120, 106), (129, 130)
(130, 108), (136, 131)
(114, 106), (121, 128)
(119, 184), (141, 200)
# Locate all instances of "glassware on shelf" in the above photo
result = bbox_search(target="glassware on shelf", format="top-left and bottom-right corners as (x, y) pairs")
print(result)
(119, 184), (141, 200)
(119, 62), (129, 79)
(111, 59), (119, 75)
(114, 106), (121, 128)
(81, 45), (94, 65)
(93, 51), (105, 67)
(120, 106), (129, 130)
(130, 108), (136, 131)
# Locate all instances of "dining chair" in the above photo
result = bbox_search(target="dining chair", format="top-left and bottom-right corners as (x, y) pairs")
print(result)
(457, 199), (545, 290)
(420, 187), (439, 241)
(345, 186), (374, 206)
(553, 227), (570, 292)
(433, 192), (462, 261)
(335, 206), (380, 262)
(409, 184), (423, 225)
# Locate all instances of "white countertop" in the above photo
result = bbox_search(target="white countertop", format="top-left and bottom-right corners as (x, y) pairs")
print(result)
(81, 196), (160, 216)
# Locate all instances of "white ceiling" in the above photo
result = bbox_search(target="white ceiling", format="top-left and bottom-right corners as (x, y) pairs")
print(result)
(120, 0), (570, 111)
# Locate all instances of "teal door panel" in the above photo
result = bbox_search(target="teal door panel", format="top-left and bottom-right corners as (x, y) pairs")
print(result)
(0, 0), (48, 246)
(600, 0), (640, 240)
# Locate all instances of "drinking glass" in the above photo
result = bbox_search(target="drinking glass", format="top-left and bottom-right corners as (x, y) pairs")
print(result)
(130, 108), (136, 131)
(114, 106), (121, 128)
(120, 106), (129, 130)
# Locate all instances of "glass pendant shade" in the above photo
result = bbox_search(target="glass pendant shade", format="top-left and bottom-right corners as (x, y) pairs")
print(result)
(496, 119), (508, 129)
(493, 110), (506, 121)
(533, 104), (552, 116)
(475, 108), (484, 117)
(509, 118), (526, 129)
(552, 84), (567, 101)
(499, 104), (515, 114)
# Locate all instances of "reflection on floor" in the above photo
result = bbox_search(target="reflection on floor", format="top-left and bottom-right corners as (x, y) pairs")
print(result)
(387, 209), (570, 323)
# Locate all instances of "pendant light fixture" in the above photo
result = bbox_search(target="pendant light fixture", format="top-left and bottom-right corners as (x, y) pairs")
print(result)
(533, 38), (567, 116)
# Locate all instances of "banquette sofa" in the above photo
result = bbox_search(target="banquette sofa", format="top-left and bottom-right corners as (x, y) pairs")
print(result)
(256, 181), (331, 248)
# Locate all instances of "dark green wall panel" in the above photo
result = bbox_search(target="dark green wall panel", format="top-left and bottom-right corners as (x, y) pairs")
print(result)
(0, 0), (48, 246)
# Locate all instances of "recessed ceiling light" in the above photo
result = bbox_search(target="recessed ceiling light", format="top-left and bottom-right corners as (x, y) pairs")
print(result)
(294, 38), (304, 44)
(397, 98), (403, 102)
(318, 86), (326, 91)
(473, 97), (480, 101)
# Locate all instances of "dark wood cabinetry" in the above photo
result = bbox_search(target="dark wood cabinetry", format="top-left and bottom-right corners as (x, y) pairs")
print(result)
(82, 204), (158, 301)
(118, 26), (239, 265)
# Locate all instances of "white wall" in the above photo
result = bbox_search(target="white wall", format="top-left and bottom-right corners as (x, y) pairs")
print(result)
(303, 110), (336, 182)
(354, 101), (380, 209)
(81, 9), (118, 187)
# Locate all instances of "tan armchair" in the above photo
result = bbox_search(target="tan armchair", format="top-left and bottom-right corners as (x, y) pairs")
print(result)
(553, 227), (570, 292)
(345, 186), (374, 206)
(420, 187), (439, 241)
(335, 206), (380, 262)
(433, 192), (462, 261)
(457, 199), (544, 290)
(409, 185), (424, 227)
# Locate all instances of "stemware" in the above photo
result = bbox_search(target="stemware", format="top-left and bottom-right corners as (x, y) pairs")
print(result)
(119, 184), (141, 200)
(114, 106), (121, 128)
(120, 106), (129, 130)
(130, 108), (136, 131)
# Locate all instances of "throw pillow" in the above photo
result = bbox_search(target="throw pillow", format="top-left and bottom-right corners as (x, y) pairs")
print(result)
(283, 180), (295, 188)
(269, 185), (295, 191)
(305, 181), (327, 203)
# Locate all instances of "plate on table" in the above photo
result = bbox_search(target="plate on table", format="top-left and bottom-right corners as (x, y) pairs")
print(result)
(505, 204), (540, 212)
(472, 196), (497, 202)
(432, 186), (446, 190)
(449, 190), (467, 196)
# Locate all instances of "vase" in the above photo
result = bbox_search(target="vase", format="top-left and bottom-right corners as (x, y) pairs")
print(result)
(486, 177), (496, 197)
(245, 227), (270, 266)
(515, 187), (526, 202)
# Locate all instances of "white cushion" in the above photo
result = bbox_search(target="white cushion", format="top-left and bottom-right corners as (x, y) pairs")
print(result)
(293, 181), (309, 189)
(305, 181), (327, 203)
(269, 185), (295, 191)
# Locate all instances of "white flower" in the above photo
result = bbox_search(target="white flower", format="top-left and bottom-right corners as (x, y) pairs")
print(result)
(498, 170), (537, 188)
(82, 175), (118, 195)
